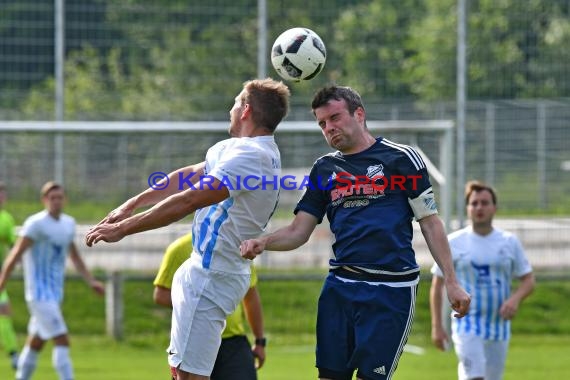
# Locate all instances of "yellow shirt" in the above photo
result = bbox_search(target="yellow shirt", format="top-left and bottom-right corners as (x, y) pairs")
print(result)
(153, 233), (257, 338)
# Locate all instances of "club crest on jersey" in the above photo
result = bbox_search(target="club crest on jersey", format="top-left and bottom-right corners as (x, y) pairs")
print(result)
(366, 164), (384, 179)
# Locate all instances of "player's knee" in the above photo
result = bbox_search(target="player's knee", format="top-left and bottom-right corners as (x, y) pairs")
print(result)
(29, 336), (45, 351)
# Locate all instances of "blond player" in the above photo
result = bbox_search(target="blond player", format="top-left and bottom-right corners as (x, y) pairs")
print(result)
(86, 78), (290, 380)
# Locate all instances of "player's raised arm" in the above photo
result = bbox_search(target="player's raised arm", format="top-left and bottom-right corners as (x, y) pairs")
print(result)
(96, 162), (206, 225)
(86, 176), (228, 246)
(240, 211), (318, 260)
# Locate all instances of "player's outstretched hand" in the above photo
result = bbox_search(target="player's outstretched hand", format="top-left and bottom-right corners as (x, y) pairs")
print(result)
(90, 280), (106, 296)
(85, 223), (125, 247)
(499, 297), (520, 320)
(240, 239), (265, 260)
(446, 281), (471, 318)
(97, 204), (134, 226)
(431, 326), (450, 352)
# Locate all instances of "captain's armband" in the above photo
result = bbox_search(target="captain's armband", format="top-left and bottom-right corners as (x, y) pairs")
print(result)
(408, 187), (438, 220)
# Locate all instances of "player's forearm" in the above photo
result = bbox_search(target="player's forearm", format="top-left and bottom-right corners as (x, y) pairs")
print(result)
(420, 216), (458, 283)
(125, 182), (177, 210)
(430, 279), (445, 330)
(0, 267), (10, 290)
(243, 288), (264, 339)
(264, 228), (310, 251)
(125, 164), (206, 210)
(0, 240), (29, 290)
(264, 215), (316, 251)
(0, 255), (19, 290)
(119, 199), (189, 237)
(511, 272), (535, 304)
(70, 254), (96, 284)
(153, 286), (172, 308)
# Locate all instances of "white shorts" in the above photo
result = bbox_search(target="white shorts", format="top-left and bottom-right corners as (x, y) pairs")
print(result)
(27, 301), (68, 340)
(452, 333), (509, 380)
(167, 258), (249, 376)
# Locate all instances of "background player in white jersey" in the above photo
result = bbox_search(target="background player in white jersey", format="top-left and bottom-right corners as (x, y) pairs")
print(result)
(241, 85), (471, 380)
(85, 78), (290, 380)
(430, 180), (535, 380)
(0, 181), (105, 380)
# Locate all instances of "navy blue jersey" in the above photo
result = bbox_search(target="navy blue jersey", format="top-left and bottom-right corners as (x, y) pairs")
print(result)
(295, 137), (435, 276)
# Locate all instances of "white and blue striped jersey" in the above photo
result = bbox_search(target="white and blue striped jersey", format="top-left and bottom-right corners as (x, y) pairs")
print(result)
(192, 136), (281, 273)
(19, 210), (76, 303)
(431, 226), (532, 341)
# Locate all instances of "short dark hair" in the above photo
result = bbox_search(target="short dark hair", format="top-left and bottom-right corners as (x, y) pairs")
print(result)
(464, 180), (497, 205)
(311, 85), (365, 115)
(41, 181), (63, 197)
(241, 78), (290, 133)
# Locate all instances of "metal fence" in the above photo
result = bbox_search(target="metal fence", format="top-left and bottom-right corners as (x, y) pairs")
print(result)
(2, 1), (569, 214)
(1, 99), (568, 214)
(1, 1), (569, 270)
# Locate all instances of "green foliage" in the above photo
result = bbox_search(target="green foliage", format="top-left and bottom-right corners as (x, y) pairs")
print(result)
(408, 0), (570, 99)
(334, 0), (426, 99)
(5, 0), (570, 118)
(404, 0), (457, 100)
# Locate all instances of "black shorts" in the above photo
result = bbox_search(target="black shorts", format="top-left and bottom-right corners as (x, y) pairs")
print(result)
(211, 335), (256, 380)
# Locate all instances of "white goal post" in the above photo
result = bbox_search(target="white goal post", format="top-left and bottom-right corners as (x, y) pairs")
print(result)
(0, 120), (454, 229)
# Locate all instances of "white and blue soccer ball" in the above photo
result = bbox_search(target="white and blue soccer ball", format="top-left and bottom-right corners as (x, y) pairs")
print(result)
(271, 27), (326, 82)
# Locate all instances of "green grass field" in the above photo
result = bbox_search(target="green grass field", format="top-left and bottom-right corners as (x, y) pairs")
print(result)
(1, 333), (568, 379)
(1, 275), (569, 379)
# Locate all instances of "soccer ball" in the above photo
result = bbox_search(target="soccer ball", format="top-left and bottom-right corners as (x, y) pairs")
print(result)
(271, 27), (326, 82)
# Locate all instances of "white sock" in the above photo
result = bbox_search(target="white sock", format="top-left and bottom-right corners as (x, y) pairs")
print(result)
(15, 345), (39, 380)
(52, 345), (74, 380)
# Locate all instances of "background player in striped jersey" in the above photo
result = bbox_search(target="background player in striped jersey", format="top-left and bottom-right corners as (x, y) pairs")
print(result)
(0, 181), (105, 380)
(240, 85), (471, 380)
(430, 180), (535, 380)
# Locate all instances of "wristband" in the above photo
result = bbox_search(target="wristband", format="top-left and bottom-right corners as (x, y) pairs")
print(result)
(255, 337), (267, 347)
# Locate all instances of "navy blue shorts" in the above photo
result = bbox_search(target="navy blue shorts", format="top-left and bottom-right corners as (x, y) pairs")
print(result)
(316, 272), (417, 380)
